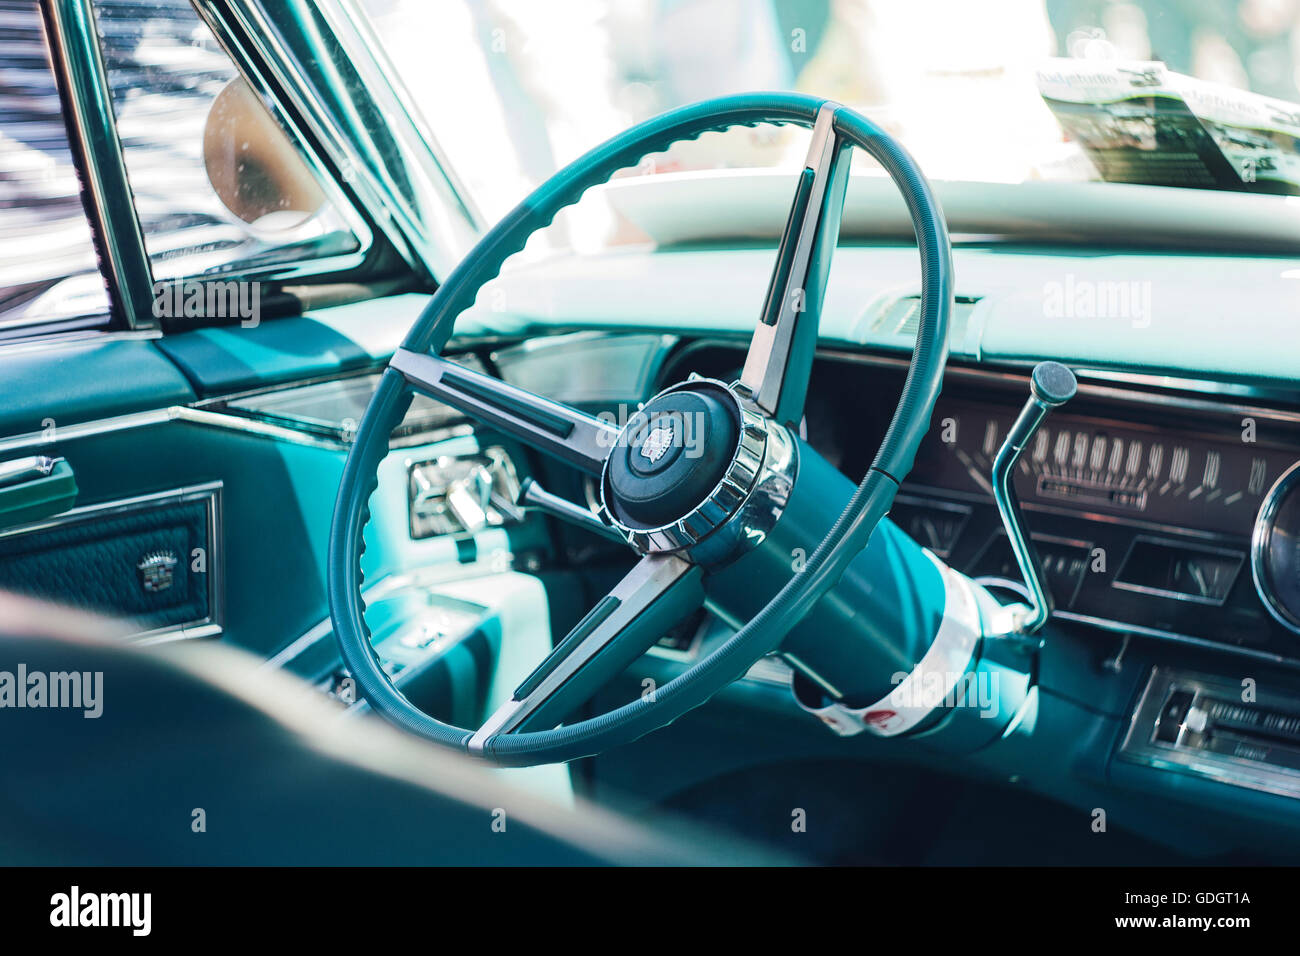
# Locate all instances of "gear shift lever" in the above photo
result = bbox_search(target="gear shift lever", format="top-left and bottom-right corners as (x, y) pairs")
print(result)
(992, 361), (1077, 635)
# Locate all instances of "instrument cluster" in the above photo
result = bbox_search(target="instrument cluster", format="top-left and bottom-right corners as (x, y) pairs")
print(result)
(660, 340), (1300, 660)
(899, 391), (1300, 654)
(909, 398), (1295, 538)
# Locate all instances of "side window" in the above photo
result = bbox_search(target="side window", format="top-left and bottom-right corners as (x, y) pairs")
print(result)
(0, 1), (112, 332)
(92, 0), (368, 283)
(0, 0), (373, 337)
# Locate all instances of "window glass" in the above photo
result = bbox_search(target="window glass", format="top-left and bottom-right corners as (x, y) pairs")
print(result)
(363, 0), (1300, 229)
(0, 0), (111, 331)
(92, 0), (365, 282)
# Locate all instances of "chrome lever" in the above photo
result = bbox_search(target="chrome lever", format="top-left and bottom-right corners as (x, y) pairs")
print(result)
(516, 478), (627, 544)
(0, 456), (57, 488)
(992, 361), (1077, 635)
(444, 464), (495, 533)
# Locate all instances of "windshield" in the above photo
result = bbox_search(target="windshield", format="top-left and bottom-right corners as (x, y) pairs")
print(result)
(360, 0), (1300, 229)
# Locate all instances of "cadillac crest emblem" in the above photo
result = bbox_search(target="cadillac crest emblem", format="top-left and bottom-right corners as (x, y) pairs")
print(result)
(137, 550), (178, 593)
(640, 420), (675, 464)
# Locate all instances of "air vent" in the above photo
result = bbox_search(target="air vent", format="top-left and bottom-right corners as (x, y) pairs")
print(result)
(871, 295), (980, 344)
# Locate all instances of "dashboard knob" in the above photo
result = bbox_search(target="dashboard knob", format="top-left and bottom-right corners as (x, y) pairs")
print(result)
(1030, 361), (1078, 408)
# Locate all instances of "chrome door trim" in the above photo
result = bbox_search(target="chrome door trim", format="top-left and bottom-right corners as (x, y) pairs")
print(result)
(0, 407), (315, 455)
(0, 405), (349, 455)
(0, 396), (474, 456)
(0, 409), (173, 456)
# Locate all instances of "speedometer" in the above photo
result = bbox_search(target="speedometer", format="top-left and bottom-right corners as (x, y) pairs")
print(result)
(910, 398), (1295, 536)
(1252, 462), (1300, 634)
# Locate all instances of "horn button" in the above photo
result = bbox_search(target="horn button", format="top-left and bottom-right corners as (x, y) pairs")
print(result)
(605, 388), (740, 529)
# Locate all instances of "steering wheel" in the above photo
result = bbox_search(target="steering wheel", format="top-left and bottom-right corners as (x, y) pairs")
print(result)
(329, 92), (951, 767)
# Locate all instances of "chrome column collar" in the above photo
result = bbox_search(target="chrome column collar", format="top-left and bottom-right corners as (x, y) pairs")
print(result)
(791, 554), (991, 737)
(597, 379), (794, 563)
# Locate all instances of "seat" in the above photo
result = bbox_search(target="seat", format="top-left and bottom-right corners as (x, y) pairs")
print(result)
(0, 593), (772, 865)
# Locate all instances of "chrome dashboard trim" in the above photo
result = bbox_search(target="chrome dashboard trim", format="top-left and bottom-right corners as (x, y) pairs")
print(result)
(1110, 534), (1245, 607)
(178, 407), (355, 451)
(8, 332), (1300, 664)
(1251, 461), (1300, 635)
(1119, 667), (1300, 800)
(10, 335), (1300, 457)
(912, 479), (1300, 666)
(667, 338), (1300, 427)
(1056, 610), (1299, 670)
(1073, 367), (1300, 407)
(906, 480), (1254, 547)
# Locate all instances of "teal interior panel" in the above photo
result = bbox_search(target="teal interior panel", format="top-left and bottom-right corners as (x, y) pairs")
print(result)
(0, 338), (195, 436)
(154, 294), (431, 396)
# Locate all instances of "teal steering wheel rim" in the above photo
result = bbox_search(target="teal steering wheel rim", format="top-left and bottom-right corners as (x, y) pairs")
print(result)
(328, 91), (952, 766)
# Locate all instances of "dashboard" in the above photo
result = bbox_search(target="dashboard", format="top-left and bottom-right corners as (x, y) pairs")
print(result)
(184, 324), (1300, 818)
(659, 341), (1300, 669)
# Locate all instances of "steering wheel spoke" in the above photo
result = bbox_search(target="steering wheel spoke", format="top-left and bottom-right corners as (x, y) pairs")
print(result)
(391, 347), (619, 474)
(739, 102), (851, 428)
(469, 553), (703, 751)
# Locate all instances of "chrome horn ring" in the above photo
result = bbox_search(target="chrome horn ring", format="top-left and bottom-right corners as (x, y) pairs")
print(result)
(596, 378), (796, 565)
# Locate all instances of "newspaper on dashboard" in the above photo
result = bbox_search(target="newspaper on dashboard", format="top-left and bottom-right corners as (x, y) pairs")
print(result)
(1036, 58), (1300, 195)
